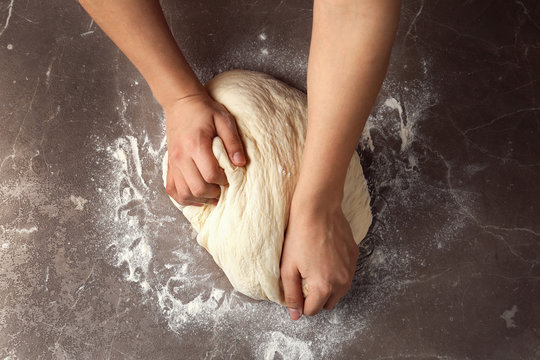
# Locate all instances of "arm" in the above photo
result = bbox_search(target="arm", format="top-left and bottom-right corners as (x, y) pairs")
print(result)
(78, 0), (246, 206)
(280, 0), (400, 319)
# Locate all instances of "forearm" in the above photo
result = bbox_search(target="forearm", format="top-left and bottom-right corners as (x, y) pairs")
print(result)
(296, 0), (400, 205)
(78, 0), (204, 108)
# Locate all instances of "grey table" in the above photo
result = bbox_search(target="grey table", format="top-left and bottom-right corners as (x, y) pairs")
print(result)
(1, 1), (539, 358)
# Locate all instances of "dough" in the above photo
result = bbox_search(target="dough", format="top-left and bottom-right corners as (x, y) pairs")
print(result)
(162, 70), (372, 305)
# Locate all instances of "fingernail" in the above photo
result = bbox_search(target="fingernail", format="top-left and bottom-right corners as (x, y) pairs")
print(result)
(289, 308), (301, 320)
(233, 152), (245, 166)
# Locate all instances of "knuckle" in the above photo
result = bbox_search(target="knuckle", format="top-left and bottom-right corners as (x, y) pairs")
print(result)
(341, 278), (352, 291)
(204, 167), (221, 183)
(337, 271), (353, 288)
(219, 113), (237, 130)
(165, 180), (175, 195)
(169, 148), (183, 163)
(303, 307), (319, 317)
(190, 183), (208, 198)
(184, 137), (199, 152)
(316, 282), (333, 298)
(280, 267), (296, 281)
(166, 185), (175, 197)
(176, 189), (192, 205)
(284, 295), (301, 309)
(220, 110), (233, 122)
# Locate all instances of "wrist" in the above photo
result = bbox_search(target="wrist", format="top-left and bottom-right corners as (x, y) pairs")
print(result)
(141, 49), (207, 110)
(291, 178), (344, 217)
(291, 146), (351, 213)
(155, 79), (208, 111)
(162, 91), (211, 116)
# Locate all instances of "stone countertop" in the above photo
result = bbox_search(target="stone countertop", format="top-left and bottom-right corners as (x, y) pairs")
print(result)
(1, 0), (539, 359)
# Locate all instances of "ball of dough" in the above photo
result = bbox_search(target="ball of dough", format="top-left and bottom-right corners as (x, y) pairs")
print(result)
(162, 70), (372, 305)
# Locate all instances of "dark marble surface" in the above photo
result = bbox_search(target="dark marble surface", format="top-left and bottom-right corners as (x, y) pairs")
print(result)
(1, 0), (539, 359)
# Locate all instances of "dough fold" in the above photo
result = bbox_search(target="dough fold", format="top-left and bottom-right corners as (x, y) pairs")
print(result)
(163, 70), (372, 305)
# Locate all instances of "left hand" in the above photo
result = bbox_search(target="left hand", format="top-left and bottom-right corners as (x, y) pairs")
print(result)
(280, 192), (359, 320)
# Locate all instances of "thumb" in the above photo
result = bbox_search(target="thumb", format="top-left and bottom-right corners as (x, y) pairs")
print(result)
(214, 113), (246, 167)
(281, 267), (304, 321)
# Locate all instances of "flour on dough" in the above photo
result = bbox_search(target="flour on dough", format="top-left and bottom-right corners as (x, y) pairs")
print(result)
(162, 70), (372, 305)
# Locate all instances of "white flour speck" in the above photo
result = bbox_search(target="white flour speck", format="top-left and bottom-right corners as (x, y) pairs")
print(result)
(385, 97), (412, 151)
(70, 195), (88, 210)
(500, 305), (518, 328)
(15, 226), (38, 234)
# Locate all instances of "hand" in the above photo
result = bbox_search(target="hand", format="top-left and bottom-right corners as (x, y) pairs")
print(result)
(280, 194), (359, 320)
(164, 93), (246, 206)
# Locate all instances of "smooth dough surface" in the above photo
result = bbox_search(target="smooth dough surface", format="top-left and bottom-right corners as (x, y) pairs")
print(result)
(162, 70), (372, 305)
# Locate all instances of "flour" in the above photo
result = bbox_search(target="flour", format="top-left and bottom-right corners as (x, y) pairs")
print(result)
(190, 36), (309, 93)
(69, 195), (88, 210)
(118, 237), (152, 282)
(360, 57), (480, 260)
(11, 226), (39, 234)
(93, 54), (444, 357)
(257, 332), (313, 360)
(96, 127), (377, 357)
(384, 97), (411, 151)
(360, 120), (375, 152)
(500, 305), (518, 328)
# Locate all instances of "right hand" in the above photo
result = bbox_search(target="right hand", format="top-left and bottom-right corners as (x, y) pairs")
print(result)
(164, 92), (246, 206)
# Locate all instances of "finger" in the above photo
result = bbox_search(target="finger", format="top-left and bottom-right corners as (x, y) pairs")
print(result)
(165, 159), (177, 197)
(280, 267), (304, 321)
(193, 140), (228, 186)
(214, 112), (246, 167)
(170, 168), (198, 206)
(169, 165), (214, 206)
(323, 293), (343, 311)
(303, 283), (332, 316)
(324, 270), (354, 311)
(182, 159), (221, 200)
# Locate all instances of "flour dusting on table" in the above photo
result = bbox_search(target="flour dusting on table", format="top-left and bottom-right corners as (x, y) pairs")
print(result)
(91, 58), (448, 357)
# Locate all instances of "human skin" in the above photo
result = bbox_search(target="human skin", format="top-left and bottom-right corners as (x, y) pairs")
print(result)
(281, 0), (400, 320)
(78, 0), (247, 207)
(78, 0), (400, 319)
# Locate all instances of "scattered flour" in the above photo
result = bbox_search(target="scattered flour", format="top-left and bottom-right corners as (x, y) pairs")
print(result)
(93, 54), (443, 358)
(360, 120), (375, 152)
(384, 97), (411, 151)
(257, 331), (313, 360)
(15, 226), (38, 234)
(500, 305), (518, 328)
(96, 128), (380, 357)
(69, 195), (88, 210)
